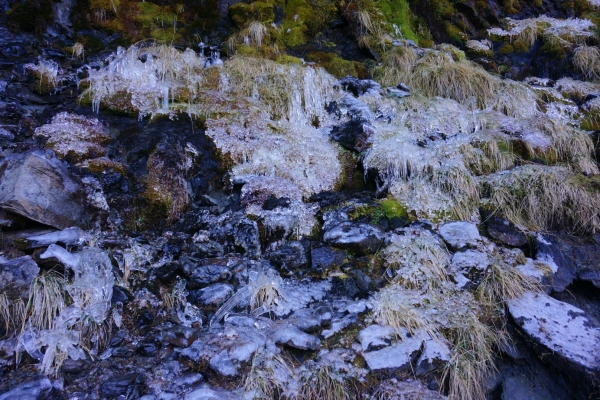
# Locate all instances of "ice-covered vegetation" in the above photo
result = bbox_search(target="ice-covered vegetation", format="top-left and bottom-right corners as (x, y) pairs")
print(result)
(4, 245), (117, 376)
(371, 228), (542, 400)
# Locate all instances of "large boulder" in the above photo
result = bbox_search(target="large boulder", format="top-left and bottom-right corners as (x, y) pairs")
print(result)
(508, 291), (600, 392)
(0, 150), (89, 229)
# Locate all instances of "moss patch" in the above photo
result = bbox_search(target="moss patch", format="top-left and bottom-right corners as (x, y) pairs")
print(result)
(305, 52), (367, 78)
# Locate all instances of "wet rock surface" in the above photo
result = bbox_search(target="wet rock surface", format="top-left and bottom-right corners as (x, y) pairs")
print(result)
(1, 4), (600, 400)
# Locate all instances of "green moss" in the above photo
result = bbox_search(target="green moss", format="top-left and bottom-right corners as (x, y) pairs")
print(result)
(499, 43), (514, 54)
(229, 1), (275, 29)
(377, 0), (418, 41)
(305, 52), (363, 78)
(445, 22), (467, 44)
(540, 39), (567, 59)
(136, 2), (181, 42)
(419, 38), (434, 48)
(275, 54), (304, 64)
(513, 39), (530, 53)
(348, 197), (410, 224)
(379, 198), (409, 220)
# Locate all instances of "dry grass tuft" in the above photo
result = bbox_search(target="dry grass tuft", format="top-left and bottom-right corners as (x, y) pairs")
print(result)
(573, 45), (600, 81)
(410, 51), (498, 107)
(300, 367), (351, 400)
(482, 164), (600, 233)
(25, 272), (66, 331)
(0, 293), (26, 337)
(477, 260), (542, 309)
(383, 230), (450, 290)
(372, 46), (417, 87)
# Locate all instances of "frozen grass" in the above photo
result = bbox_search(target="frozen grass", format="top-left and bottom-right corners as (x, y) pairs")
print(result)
(210, 268), (284, 326)
(477, 259), (542, 310)
(371, 284), (506, 400)
(299, 367), (351, 400)
(383, 230), (449, 290)
(573, 45), (600, 81)
(555, 77), (600, 102)
(488, 16), (595, 47)
(371, 285), (437, 338)
(0, 294), (26, 337)
(482, 164), (600, 233)
(25, 271), (66, 332)
(410, 51), (498, 107)
(372, 46), (416, 87)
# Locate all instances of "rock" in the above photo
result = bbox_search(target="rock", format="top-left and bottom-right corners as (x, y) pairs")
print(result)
(189, 283), (233, 306)
(501, 376), (551, 400)
(0, 256), (39, 299)
(535, 233), (600, 292)
(486, 216), (528, 247)
(0, 376), (51, 400)
(415, 336), (451, 377)
(439, 221), (480, 250)
(361, 329), (422, 372)
(267, 241), (308, 274)
(386, 87), (411, 98)
(163, 326), (200, 347)
(508, 292), (600, 377)
(180, 326), (265, 377)
(450, 250), (490, 288)
(330, 119), (374, 152)
(0, 150), (90, 229)
(323, 222), (383, 256)
(311, 246), (346, 271)
(337, 94), (373, 120)
(358, 325), (394, 351)
(338, 76), (381, 96)
(271, 325), (321, 350)
(185, 258), (238, 289)
(100, 373), (145, 398)
(287, 308), (323, 332)
(373, 378), (446, 399)
(183, 385), (238, 400)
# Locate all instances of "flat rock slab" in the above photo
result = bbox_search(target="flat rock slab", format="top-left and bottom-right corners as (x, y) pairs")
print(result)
(439, 221), (480, 250)
(508, 292), (600, 372)
(323, 222), (383, 256)
(0, 150), (89, 229)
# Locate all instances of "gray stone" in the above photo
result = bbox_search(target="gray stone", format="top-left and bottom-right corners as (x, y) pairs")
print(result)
(508, 292), (600, 373)
(486, 216), (528, 247)
(180, 326), (264, 377)
(358, 325), (394, 352)
(100, 373), (145, 398)
(0, 376), (51, 400)
(439, 221), (480, 250)
(185, 259), (236, 289)
(311, 246), (347, 271)
(0, 255), (39, 300)
(0, 150), (89, 229)
(267, 241), (308, 272)
(271, 325), (321, 350)
(190, 283), (233, 306)
(323, 222), (383, 256)
(361, 333), (422, 371)
(450, 250), (489, 288)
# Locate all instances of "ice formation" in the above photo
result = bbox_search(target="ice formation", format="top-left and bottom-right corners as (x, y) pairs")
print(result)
(19, 245), (116, 375)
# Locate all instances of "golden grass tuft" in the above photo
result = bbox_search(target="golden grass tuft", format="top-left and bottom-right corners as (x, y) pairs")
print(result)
(482, 165), (600, 233)
(0, 293), (26, 337)
(573, 45), (600, 81)
(372, 46), (417, 87)
(410, 51), (498, 107)
(300, 367), (351, 400)
(25, 271), (66, 331)
(477, 261), (542, 309)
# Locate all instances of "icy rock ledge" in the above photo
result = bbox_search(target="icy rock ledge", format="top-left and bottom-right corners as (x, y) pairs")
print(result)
(508, 292), (600, 372)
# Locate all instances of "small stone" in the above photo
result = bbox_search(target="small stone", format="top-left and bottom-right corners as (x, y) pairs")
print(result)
(323, 222), (383, 256)
(271, 326), (321, 350)
(439, 221), (480, 250)
(189, 283), (233, 306)
(100, 373), (145, 398)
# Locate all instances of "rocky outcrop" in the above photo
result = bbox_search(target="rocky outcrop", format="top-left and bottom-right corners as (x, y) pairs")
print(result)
(508, 291), (600, 394)
(0, 150), (89, 229)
